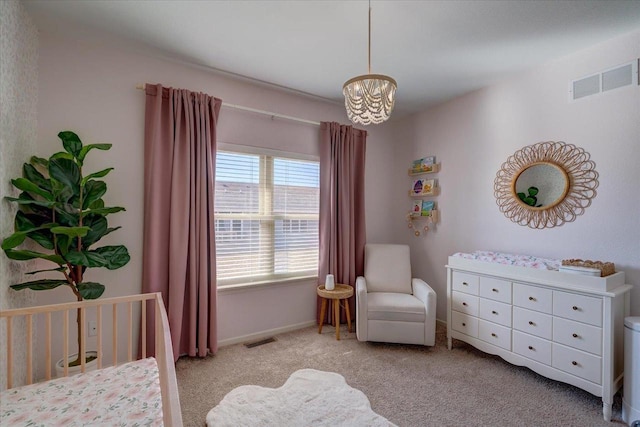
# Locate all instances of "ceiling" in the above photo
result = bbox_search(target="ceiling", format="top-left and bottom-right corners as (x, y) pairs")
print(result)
(24, 0), (640, 118)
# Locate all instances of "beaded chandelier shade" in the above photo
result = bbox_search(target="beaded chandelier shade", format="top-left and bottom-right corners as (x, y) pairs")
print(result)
(343, 3), (397, 126)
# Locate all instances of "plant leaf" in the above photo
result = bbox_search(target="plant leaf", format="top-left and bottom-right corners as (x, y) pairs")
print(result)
(50, 226), (90, 238)
(11, 178), (54, 201)
(81, 215), (107, 248)
(4, 196), (56, 208)
(66, 250), (108, 268)
(83, 206), (125, 216)
(82, 180), (107, 210)
(93, 245), (130, 270)
(23, 163), (51, 191)
(1, 233), (26, 250)
(528, 186), (539, 196)
(4, 249), (65, 264)
(25, 267), (67, 275)
(58, 131), (83, 158)
(78, 144), (111, 163)
(49, 158), (81, 195)
(77, 282), (105, 299)
(30, 156), (49, 169)
(523, 197), (536, 206)
(28, 230), (55, 250)
(10, 279), (69, 291)
(81, 168), (113, 186)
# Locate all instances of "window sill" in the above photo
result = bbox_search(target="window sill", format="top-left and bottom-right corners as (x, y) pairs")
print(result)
(217, 276), (318, 295)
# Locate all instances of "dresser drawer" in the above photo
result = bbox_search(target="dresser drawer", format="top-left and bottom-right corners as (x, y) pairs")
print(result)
(479, 298), (512, 327)
(478, 319), (511, 350)
(552, 343), (602, 385)
(479, 277), (511, 304)
(451, 311), (479, 338)
(452, 271), (479, 295)
(513, 283), (552, 314)
(552, 291), (602, 327)
(452, 291), (479, 316)
(553, 317), (602, 356)
(513, 307), (552, 340)
(513, 330), (552, 365)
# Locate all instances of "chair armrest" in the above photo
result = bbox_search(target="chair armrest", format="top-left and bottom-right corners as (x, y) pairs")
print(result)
(412, 278), (437, 346)
(412, 278), (435, 305)
(355, 276), (368, 341)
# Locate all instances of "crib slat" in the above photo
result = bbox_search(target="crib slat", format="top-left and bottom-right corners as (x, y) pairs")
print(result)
(63, 310), (69, 377)
(46, 312), (52, 380)
(141, 300), (147, 359)
(112, 304), (118, 366)
(26, 314), (33, 385)
(128, 301), (133, 362)
(7, 316), (13, 389)
(80, 307), (86, 373)
(97, 306), (103, 369)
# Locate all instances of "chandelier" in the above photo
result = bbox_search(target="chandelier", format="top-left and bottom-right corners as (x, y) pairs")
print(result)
(343, 1), (397, 125)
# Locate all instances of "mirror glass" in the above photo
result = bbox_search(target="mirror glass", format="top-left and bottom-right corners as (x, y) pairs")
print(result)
(513, 163), (568, 209)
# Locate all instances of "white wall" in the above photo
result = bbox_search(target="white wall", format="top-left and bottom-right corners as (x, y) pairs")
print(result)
(0, 0), (38, 390)
(391, 30), (640, 321)
(33, 31), (398, 363)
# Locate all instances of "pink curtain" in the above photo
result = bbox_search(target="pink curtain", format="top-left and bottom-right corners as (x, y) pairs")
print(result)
(318, 122), (367, 325)
(142, 83), (222, 361)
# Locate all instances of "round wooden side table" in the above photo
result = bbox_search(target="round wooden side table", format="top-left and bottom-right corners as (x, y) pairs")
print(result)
(317, 284), (353, 340)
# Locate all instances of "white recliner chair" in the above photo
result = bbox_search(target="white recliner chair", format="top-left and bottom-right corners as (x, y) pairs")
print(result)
(356, 244), (436, 346)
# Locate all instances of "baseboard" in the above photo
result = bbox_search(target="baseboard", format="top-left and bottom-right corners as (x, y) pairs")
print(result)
(218, 320), (316, 348)
(436, 318), (447, 328)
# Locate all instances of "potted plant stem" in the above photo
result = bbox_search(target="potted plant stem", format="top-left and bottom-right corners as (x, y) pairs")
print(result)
(2, 131), (130, 369)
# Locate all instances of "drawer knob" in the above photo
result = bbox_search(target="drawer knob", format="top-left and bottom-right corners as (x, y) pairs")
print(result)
(462, 302), (467, 306)
(462, 282), (468, 286)
(462, 322), (466, 327)
(572, 306), (579, 311)
(528, 321), (535, 326)
(572, 333), (579, 338)
(492, 310), (498, 315)
(571, 361), (578, 366)
(529, 296), (536, 301)
(528, 346), (534, 350)
(492, 288), (498, 292)
(491, 333), (497, 337)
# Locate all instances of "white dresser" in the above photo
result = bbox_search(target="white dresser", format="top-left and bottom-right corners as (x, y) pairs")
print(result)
(446, 256), (632, 421)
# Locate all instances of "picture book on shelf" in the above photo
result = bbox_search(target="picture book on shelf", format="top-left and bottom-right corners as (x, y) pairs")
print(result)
(422, 179), (435, 194)
(411, 201), (422, 215)
(421, 200), (435, 216)
(411, 156), (436, 173)
(412, 179), (425, 195)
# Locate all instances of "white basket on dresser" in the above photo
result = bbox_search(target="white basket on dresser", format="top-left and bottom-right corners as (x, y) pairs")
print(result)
(446, 256), (632, 422)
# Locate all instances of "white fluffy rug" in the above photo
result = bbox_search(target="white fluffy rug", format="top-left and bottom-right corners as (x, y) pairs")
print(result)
(206, 368), (396, 426)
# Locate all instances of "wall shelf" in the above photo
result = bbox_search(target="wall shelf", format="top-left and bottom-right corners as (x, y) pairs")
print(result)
(408, 163), (440, 176)
(409, 187), (440, 197)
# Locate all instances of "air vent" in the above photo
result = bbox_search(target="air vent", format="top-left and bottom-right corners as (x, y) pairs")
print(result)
(569, 59), (638, 101)
(244, 337), (276, 348)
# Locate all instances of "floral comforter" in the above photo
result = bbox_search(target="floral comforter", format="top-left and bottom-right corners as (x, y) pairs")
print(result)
(452, 250), (560, 270)
(0, 357), (163, 426)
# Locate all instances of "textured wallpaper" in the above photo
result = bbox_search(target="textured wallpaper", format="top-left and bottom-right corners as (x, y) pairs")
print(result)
(0, 0), (38, 390)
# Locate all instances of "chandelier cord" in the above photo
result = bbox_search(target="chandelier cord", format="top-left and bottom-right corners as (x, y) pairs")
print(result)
(368, 0), (371, 74)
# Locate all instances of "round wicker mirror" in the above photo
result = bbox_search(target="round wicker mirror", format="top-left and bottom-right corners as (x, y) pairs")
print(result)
(494, 141), (598, 229)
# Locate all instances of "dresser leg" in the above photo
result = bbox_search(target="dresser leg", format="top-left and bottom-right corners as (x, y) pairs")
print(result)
(447, 336), (452, 350)
(602, 401), (612, 422)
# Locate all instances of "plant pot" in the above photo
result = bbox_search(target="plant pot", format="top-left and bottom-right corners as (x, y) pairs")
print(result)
(55, 351), (99, 378)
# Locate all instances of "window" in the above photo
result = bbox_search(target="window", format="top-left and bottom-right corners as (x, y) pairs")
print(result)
(214, 149), (319, 286)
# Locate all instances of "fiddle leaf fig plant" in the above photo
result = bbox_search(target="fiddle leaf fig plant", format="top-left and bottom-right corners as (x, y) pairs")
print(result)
(2, 131), (130, 366)
(517, 186), (542, 207)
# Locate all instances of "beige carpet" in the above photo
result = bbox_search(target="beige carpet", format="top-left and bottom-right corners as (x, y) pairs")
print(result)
(176, 323), (624, 427)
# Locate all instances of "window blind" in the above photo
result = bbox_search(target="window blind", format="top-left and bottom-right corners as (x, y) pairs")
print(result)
(215, 150), (319, 285)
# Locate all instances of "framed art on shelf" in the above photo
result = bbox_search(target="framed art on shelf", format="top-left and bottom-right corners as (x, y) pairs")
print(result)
(411, 156), (436, 174)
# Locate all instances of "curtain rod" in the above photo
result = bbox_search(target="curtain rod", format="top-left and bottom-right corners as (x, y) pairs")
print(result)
(135, 84), (320, 126)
